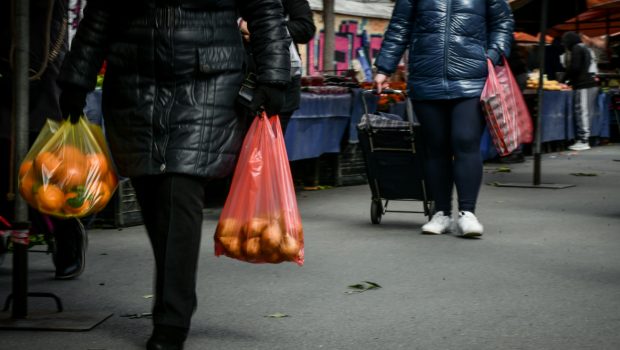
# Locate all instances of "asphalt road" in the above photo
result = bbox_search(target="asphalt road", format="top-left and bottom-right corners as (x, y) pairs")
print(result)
(1, 145), (619, 350)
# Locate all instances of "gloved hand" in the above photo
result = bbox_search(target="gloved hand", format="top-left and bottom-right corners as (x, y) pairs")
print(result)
(249, 84), (286, 116)
(59, 87), (88, 124)
(486, 48), (501, 66)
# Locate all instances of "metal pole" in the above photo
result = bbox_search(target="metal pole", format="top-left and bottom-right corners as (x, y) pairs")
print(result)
(12, 0), (30, 223)
(534, 0), (549, 185)
(575, 0), (580, 33)
(322, 0), (335, 72)
(11, 0), (30, 319)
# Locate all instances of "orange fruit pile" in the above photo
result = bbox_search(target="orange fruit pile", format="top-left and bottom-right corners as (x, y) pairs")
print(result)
(215, 215), (303, 264)
(18, 145), (117, 217)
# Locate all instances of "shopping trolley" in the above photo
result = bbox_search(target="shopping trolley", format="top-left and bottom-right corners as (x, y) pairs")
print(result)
(357, 89), (433, 224)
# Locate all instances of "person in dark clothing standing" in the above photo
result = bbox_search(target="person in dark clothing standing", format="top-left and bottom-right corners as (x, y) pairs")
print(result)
(57, 1), (290, 349)
(374, 0), (514, 238)
(0, 0), (87, 280)
(561, 31), (599, 151)
(239, 0), (316, 132)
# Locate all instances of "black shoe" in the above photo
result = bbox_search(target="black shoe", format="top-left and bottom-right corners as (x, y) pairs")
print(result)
(53, 218), (87, 280)
(147, 325), (187, 350)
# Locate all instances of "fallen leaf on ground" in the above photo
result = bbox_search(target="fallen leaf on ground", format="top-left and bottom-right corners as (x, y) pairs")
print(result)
(495, 167), (511, 173)
(570, 173), (597, 176)
(264, 313), (289, 318)
(345, 281), (382, 294)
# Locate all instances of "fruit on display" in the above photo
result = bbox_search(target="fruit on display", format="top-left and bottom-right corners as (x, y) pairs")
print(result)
(215, 214), (303, 264)
(18, 146), (118, 218)
(526, 78), (567, 90)
(526, 71), (570, 91)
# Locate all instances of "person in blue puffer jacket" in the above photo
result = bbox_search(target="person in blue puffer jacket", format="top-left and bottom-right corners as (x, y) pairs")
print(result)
(374, 0), (514, 238)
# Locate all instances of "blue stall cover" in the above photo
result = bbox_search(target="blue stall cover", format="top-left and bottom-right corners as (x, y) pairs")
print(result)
(285, 92), (353, 161)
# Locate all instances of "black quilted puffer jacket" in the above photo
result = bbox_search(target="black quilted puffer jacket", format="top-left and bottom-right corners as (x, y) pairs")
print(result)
(58, 0), (291, 178)
(375, 0), (514, 101)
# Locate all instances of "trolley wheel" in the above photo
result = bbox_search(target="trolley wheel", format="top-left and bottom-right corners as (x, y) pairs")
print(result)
(371, 200), (383, 224)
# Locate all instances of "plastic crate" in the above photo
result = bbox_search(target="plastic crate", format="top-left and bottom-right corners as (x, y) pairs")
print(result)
(319, 143), (368, 186)
(93, 178), (143, 228)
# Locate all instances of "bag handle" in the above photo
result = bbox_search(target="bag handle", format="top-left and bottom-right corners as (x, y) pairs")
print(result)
(361, 89), (416, 125)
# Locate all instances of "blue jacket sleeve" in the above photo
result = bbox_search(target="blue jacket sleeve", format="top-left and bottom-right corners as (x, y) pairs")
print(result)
(374, 0), (414, 74)
(486, 0), (514, 63)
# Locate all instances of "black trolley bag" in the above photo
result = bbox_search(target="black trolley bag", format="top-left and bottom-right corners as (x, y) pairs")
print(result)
(356, 89), (433, 224)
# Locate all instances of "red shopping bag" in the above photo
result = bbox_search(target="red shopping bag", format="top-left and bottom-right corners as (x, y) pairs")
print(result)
(214, 112), (304, 265)
(481, 57), (533, 156)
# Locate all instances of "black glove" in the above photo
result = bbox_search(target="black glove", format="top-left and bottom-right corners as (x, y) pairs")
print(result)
(249, 84), (286, 116)
(486, 48), (501, 66)
(59, 87), (88, 124)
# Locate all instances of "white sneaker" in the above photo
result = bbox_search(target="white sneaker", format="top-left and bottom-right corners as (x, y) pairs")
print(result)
(457, 211), (483, 238)
(568, 141), (591, 151)
(421, 211), (452, 235)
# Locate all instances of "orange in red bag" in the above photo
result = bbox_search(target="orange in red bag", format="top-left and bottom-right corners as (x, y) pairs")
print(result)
(214, 112), (304, 265)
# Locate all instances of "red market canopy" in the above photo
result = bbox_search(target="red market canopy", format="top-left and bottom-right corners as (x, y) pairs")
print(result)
(550, 1), (620, 36)
(514, 31), (554, 43)
(511, 0), (588, 34)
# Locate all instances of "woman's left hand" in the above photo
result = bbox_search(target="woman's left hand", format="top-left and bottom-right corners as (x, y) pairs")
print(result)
(374, 73), (390, 94)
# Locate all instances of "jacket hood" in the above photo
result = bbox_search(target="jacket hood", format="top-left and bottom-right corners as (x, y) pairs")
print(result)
(562, 32), (581, 49)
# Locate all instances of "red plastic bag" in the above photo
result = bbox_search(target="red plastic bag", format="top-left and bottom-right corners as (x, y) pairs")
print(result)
(481, 57), (533, 156)
(214, 112), (304, 265)
(18, 117), (118, 218)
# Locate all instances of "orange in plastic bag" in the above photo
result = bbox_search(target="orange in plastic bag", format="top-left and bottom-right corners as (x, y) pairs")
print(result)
(17, 117), (118, 218)
(214, 112), (304, 265)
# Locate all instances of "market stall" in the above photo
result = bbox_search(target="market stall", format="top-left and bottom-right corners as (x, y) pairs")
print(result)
(284, 91), (352, 161)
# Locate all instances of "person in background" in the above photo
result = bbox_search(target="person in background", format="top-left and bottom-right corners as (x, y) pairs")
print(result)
(239, 0), (316, 132)
(0, 0), (87, 279)
(57, 1), (290, 349)
(580, 33), (601, 75)
(374, 0), (514, 238)
(561, 31), (599, 151)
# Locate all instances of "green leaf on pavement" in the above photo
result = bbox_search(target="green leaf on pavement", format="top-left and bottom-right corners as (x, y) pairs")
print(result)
(496, 167), (511, 173)
(346, 281), (382, 294)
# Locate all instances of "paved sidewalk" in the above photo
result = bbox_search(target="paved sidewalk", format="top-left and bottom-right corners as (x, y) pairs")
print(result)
(1, 144), (620, 350)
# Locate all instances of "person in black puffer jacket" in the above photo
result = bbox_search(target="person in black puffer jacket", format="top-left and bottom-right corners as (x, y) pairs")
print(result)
(561, 31), (599, 151)
(57, 1), (291, 349)
(374, 0), (514, 238)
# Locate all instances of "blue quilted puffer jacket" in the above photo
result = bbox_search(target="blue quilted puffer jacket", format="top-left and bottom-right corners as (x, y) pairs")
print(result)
(375, 0), (514, 101)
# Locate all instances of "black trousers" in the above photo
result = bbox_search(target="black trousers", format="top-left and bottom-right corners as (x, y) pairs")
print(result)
(413, 97), (485, 214)
(132, 174), (206, 329)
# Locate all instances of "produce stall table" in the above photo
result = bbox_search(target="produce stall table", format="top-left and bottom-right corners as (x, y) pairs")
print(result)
(481, 89), (611, 160)
(284, 92), (352, 161)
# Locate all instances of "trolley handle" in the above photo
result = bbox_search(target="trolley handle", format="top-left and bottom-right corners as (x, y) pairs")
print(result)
(361, 89), (416, 125)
